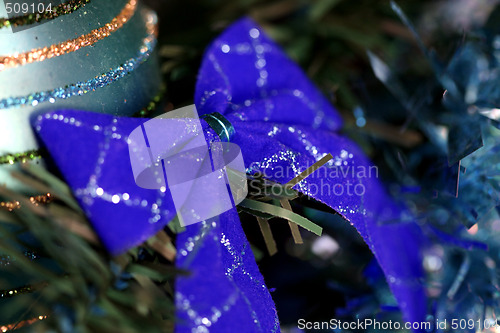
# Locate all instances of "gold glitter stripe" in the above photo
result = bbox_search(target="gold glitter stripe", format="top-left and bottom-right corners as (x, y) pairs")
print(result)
(280, 199), (304, 244)
(0, 193), (52, 211)
(0, 0), (91, 29)
(0, 0), (137, 72)
(0, 316), (47, 332)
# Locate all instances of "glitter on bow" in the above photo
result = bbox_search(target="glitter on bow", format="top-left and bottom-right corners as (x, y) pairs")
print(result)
(0, 316), (48, 332)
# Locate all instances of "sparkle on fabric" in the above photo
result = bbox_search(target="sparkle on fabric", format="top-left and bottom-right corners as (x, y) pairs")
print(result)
(41, 112), (172, 223)
(176, 220), (273, 332)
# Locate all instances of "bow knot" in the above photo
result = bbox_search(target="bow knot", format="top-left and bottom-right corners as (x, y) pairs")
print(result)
(200, 112), (235, 142)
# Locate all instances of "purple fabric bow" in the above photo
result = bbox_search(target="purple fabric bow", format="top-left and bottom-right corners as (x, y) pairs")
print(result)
(33, 17), (429, 333)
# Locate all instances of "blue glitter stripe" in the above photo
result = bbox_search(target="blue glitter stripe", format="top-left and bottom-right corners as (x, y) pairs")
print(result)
(0, 13), (157, 110)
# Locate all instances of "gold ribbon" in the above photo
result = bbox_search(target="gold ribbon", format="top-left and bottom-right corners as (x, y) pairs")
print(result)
(256, 154), (333, 255)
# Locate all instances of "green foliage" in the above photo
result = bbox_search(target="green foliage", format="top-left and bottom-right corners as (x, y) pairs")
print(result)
(0, 165), (179, 332)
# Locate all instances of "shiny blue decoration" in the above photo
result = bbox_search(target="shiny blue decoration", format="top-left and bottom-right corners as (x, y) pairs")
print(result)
(33, 18), (431, 332)
(379, 3), (500, 166)
(362, 4), (500, 328)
